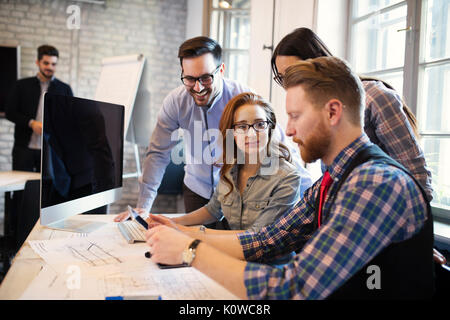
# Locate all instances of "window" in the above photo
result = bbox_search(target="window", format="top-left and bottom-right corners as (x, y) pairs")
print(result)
(417, 0), (450, 217)
(349, 0), (450, 218)
(349, 0), (408, 96)
(207, 0), (251, 85)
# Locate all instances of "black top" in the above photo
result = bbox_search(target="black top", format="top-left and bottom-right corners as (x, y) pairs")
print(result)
(5, 76), (73, 148)
(317, 144), (435, 299)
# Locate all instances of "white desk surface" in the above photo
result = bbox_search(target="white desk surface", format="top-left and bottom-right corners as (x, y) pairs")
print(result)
(0, 214), (108, 300)
(0, 171), (41, 193)
(0, 213), (237, 300)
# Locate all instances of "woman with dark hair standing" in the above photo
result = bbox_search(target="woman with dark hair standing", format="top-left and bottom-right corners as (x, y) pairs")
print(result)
(271, 27), (433, 201)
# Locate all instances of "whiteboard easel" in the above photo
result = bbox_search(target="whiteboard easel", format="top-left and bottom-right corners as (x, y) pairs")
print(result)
(94, 54), (146, 179)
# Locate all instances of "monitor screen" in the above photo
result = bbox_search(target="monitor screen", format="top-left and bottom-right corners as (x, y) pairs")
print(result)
(0, 46), (19, 114)
(41, 93), (124, 230)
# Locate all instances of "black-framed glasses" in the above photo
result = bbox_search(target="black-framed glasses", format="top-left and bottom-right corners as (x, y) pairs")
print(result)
(273, 73), (284, 86)
(181, 65), (221, 87)
(232, 121), (272, 134)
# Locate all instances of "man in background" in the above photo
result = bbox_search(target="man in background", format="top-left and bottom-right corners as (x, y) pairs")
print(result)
(6, 44), (73, 172)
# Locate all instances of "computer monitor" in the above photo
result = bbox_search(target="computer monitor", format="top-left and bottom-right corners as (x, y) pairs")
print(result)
(0, 45), (20, 114)
(40, 93), (124, 232)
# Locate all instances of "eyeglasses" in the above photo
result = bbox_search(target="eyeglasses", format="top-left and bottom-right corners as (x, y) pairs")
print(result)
(181, 65), (221, 87)
(233, 121), (272, 134)
(273, 73), (284, 86)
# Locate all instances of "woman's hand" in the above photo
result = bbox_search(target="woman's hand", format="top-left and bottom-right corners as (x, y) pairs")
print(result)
(146, 214), (178, 230)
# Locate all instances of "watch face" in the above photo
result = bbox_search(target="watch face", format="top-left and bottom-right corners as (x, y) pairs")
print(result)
(183, 239), (201, 265)
(183, 249), (194, 264)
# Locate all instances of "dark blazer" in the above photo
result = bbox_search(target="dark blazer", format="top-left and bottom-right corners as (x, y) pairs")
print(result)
(5, 76), (73, 148)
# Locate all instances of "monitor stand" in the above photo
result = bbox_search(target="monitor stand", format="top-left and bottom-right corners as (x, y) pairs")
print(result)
(46, 219), (106, 233)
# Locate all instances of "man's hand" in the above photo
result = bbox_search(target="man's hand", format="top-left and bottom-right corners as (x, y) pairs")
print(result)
(113, 207), (146, 222)
(30, 120), (42, 135)
(145, 225), (193, 265)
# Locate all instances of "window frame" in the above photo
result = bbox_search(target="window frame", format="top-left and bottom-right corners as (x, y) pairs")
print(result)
(205, 0), (251, 84)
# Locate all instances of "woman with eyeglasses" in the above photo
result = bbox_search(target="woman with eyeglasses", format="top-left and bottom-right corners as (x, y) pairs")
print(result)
(146, 92), (305, 263)
(271, 27), (433, 201)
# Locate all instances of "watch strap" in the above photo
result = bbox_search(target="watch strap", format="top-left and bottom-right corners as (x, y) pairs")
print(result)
(185, 239), (201, 266)
(189, 239), (202, 251)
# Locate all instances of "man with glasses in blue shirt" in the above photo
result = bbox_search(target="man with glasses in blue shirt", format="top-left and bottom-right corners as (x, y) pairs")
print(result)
(116, 36), (311, 222)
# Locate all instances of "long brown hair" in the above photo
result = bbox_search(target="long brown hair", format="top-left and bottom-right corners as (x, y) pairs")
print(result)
(218, 92), (291, 197)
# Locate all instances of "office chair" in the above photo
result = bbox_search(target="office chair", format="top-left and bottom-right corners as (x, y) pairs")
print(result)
(157, 159), (185, 196)
(0, 179), (40, 277)
(16, 179), (40, 251)
(433, 248), (450, 300)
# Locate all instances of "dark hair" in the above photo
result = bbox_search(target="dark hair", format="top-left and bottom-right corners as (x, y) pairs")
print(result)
(271, 28), (332, 84)
(219, 92), (291, 197)
(178, 36), (222, 66)
(37, 45), (59, 61)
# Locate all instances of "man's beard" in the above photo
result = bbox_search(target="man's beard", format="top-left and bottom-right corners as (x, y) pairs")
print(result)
(190, 87), (214, 106)
(40, 68), (53, 80)
(293, 120), (331, 163)
(191, 78), (222, 107)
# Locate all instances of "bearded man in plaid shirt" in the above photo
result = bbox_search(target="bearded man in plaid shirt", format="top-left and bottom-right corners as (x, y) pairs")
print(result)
(145, 56), (434, 300)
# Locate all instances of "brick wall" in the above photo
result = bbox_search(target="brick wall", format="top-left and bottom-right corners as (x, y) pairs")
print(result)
(0, 0), (187, 224)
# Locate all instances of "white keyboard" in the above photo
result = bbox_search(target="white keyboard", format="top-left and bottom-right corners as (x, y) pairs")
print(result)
(118, 220), (146, 243)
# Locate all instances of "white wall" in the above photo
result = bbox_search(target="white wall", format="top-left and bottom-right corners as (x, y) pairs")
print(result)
(316, 0), (348, 59)
(186, 0), (205, 39)
(248, 0), (348, 180)
(248, 0), (275, 97)
(249, 0), (317, 132)
(271, 0), (316, 132)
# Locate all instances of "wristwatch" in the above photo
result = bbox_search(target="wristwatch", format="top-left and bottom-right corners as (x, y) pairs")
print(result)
(182, 239), (202, 266)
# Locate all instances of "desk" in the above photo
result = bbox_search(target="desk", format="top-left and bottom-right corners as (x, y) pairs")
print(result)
(0, 214), (239, 300)
(0, 171), (40, 274)
(0, 171), (41, 193)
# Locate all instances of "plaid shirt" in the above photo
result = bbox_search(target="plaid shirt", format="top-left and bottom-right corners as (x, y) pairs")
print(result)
(238, 134), (428, 300)
(363, 80), (433, 201)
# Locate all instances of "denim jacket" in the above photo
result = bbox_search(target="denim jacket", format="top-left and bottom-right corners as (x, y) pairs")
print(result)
(205, 156), (309, 232)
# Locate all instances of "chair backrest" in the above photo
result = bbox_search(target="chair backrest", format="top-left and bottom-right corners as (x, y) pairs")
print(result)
(16, 179), (40, 250)
(157, 140), (185, 195)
